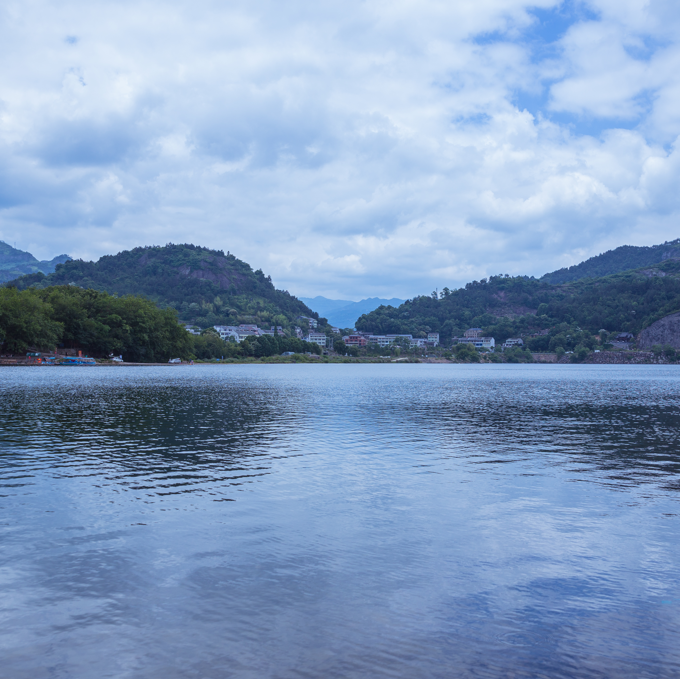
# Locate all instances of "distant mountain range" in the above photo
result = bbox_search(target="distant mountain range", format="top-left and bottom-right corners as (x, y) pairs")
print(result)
(7, 237), (680, 338)
(299, 296), (406, 329)
(0, 241), (71, 283)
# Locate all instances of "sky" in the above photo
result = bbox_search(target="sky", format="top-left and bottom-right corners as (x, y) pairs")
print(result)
(1, 0), (680, 300)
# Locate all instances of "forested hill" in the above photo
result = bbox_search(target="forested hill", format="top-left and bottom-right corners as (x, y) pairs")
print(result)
(7, 244), (317, 330)
(356, 259), (680, 346)
(541, 239), (680, 284)
(0, 241), (71, 284)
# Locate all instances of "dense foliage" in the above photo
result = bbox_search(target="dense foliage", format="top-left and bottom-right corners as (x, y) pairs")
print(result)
(190, 328), (322, 359)
(541, 239), (680, 284)
(8, 243), (322, 332)
(356, 261), (680, 348)
(0, 286), (192, 361)
(0, 285), (325, 362)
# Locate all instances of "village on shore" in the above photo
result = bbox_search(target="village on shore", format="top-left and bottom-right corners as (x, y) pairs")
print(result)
(1, 310), (673, 366)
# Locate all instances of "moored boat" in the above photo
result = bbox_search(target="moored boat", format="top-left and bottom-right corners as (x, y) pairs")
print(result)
(56, 357), (97, 366)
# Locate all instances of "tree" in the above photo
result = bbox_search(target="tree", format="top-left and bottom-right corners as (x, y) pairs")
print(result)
(504, 346), (533, 363)
(253, 334), (279, 357)
(0, 288), (62, 353)
(453, 343), (480, 362)
(570, 345), (589, 363)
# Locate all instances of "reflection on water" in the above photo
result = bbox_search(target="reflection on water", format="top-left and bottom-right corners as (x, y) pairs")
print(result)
(1, 364), (679, 678)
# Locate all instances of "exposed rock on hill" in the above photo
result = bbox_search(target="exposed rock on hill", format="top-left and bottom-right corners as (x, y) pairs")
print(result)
(638, 312), (680, 349)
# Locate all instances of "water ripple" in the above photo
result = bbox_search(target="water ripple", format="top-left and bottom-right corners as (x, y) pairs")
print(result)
(1, 364), (679, 678)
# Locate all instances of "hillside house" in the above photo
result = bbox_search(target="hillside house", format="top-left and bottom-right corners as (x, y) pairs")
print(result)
(305, 332), (327, 347)
(299, 316), (318, 329)
(344, 334), (367, 347)
(454, 336), (495, 350)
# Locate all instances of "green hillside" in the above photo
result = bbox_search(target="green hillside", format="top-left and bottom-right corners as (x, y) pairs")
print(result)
(0, 241), (70, 283)
(356, 260), (680, 350)
(0, 285), (325, 362)
(7, 244), (319, 330)
(541, 239), (680, 284)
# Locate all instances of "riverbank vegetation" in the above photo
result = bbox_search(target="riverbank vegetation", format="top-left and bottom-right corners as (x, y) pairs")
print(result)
(7, 243), (334, 335)
(356, 260), (680, 348)
(0, 286), (192, 361)
(0, 286), (328, 362)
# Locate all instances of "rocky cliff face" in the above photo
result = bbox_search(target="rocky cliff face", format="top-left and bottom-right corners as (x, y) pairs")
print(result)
(638, 312), (680, 349)
(176, 256), (249, 291)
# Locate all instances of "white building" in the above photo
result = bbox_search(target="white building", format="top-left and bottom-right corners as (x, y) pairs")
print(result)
(455, 336), (495, 350)
(184, 325), (201, 336)
(213, 325), (263, 342)
(299, 316), (318, 329)
(427, 333), (440, 346)
(260, 326), (285, 337)
(502, 338), (524, 350)
(305, 332), (327, 347)
(213, 325), (242, 341)
(367, 335), (394, 347)
(410, 338), (427, 348)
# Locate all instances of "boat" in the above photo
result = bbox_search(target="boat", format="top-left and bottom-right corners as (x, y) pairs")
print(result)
(56, 357), (97, 366)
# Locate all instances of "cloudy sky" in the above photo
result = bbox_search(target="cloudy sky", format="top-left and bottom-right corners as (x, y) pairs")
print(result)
(1, 0), (679, 299)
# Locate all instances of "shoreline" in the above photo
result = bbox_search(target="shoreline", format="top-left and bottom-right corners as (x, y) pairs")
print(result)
(2, 352), (677, 367)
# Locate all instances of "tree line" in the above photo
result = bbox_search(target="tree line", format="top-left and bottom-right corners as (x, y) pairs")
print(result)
(9, 243), (326, 333)
(0, 286), (193, 361)
(194, 329), (322, 359)
(0, 285), (325, 362)
(356, 262), (680, 346)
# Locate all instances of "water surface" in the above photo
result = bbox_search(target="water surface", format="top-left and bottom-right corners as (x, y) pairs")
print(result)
(1, 364), (679, 678)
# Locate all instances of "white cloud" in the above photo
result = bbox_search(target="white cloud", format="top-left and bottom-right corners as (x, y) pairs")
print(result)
(0, 0), (679, 299)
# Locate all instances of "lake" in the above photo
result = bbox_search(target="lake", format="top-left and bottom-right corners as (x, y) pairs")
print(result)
(1, 364), (679, 678)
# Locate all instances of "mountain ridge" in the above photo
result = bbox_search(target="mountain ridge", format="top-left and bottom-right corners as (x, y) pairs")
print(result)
(299, 296), (405, 329)
(541, 239), (680, 284)
(7, 243), (320, 331)
(0, 241), (71, 283)
(356, 259), (680, 350)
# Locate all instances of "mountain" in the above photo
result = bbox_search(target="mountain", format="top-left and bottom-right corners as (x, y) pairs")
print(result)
(356, 259), (680, 350)
(298, 296), (355, 317)
(0, 241), (71, 283)
(541, 239), (680, 284)
(7, 243), (318, 330)
(300, 296), (405, 329)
